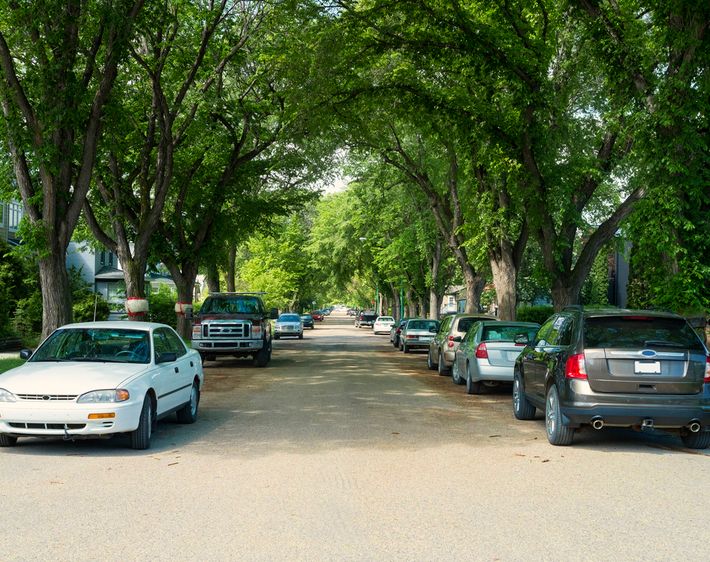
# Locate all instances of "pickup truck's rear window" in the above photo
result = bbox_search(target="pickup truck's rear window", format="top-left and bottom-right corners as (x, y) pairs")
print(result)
(201, 296), (263, 314)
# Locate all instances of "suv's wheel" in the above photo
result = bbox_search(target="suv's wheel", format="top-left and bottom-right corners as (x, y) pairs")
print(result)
(680, 430), (710, 449)
(437, 352), (450, 376)
(253, 340), (272, 367)
(426, 349), (436, 370)
(512, 373), (536, 420)
(545, 385), (574, 446)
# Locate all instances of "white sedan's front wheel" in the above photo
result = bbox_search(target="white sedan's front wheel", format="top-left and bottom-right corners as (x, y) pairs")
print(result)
(130, 396), (153, 450)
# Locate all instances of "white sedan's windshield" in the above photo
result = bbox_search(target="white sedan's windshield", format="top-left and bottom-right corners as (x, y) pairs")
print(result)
(31, 328), (151, 364)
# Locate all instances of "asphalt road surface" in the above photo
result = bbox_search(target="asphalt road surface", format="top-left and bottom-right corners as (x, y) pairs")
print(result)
(2, 314), (709, 561)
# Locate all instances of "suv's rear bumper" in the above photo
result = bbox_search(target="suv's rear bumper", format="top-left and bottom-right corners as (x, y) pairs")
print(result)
(562, 381), (710, 428)
(192, 339), (264, 354)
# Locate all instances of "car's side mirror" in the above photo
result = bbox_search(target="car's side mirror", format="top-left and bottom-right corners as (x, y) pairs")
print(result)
(19, 349), (33, 360)
(156, 352), (177, 364)
(515, 334), (529, 345)
(269, 308), (279, 320)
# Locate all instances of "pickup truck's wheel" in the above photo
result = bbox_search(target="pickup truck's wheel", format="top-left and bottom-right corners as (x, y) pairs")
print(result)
(253, 340), (272, 367)
(0, 434), (18, 447)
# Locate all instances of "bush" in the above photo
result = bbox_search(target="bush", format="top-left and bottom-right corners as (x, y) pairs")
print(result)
(148, 287), (178, 328)
(516, 305), (554, 325)
(13, 292), (43, 342)
(73, 293), (111, 322)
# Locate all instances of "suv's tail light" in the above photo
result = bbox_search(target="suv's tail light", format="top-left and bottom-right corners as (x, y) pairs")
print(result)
(704, 356), (710, 384)
(447, 335), (455, 348)
(565, 353), (588, 380)
(191, 323), (202, 339)
(475, 342), (488, 359)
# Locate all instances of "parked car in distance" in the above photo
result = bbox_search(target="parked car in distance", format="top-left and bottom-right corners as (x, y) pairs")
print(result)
(300, 314), (315, 329)
(0, 321), (204, 450)
(310, 311), (324, 321)
(428, 314), (498, 376)
(513, 307), (710, 448)
(453, 321), (540, 394)
(274, 313), (304, 339)
(373, 316), (395, 335)
(355, 312), (377, 328)
(400, 319), (440, 353)
(390, 318), (409, 348)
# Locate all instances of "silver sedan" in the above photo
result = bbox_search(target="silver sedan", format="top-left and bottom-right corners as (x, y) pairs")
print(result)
(453, 321), (540, 394)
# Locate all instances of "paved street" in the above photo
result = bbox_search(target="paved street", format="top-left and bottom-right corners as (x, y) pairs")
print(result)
(1, 314), (709, 561)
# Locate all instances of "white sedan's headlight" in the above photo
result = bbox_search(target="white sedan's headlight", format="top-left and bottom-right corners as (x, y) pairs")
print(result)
(77, 389), (130, 403)
(0, 388), (17, 403)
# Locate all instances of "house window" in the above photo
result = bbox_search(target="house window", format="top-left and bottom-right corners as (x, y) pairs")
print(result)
(8, 202), (22, 231)
(108, 252), (114, 267)
(100, 251), (105, 265)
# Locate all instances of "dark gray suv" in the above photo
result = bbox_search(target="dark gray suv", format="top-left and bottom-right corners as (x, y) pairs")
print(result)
(513, 307), (710, 448)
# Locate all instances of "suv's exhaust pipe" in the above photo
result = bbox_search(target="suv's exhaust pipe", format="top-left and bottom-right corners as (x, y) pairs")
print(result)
(591, 417), (604, 430)
(688, 421), (701, 433)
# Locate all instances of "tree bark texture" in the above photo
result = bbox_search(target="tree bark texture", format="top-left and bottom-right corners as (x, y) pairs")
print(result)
(38, 250), (73, 340)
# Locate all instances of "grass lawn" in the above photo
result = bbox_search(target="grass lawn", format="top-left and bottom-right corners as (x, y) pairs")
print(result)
(0, 357), (24, 374)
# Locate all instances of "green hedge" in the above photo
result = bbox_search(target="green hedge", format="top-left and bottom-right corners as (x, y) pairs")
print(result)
(516, 305), (554, 325)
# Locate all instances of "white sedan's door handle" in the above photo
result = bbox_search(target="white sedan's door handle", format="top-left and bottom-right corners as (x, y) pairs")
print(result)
(174, 367), (179, 373)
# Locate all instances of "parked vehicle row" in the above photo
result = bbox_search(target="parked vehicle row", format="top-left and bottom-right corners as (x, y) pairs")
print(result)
(389, 307), (710, 450)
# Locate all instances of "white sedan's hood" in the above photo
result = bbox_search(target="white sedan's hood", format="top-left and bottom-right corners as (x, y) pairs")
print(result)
(0, 362), (148, 395)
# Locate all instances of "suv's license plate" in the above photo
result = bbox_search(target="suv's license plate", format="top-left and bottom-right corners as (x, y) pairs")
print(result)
(635, 360), (661, 374)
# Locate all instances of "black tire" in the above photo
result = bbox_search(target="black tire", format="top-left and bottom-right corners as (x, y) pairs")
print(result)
(0, 434), (18, 447)
(680, 430), (710, 449)
(176, 381), (200, 424)
(451, 359), (465, 385)
(274, 335), (280, 340)
(512, 373), (536, 420)
(130, 395), (153, 450)
(426, 349), (436, 371)
(253, 340), (271, 367)
(466, 364), (483, 395)
(545, 385), (575, 446)
(437, 352), (450, 376)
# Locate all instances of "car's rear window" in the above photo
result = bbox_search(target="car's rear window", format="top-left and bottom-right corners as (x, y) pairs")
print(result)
(408, 320), (439, 330)
(361, 314), (377, 321)
(377, 317), (394, 322)
(482, 325), (539, 342)
(583, 316), (704, 350)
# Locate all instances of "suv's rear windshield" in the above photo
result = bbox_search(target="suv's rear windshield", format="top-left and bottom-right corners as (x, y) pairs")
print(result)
(360, 314), (377, 321)
(584, 316), (703, 350)
(201, 296), (263, 314)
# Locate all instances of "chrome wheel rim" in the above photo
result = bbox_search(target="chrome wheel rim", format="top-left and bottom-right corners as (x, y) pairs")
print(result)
(546, 390), (557, 436)
(513, 378), (521, 411)
(190, 385), (198, 416)
(147, 402), (152, 439)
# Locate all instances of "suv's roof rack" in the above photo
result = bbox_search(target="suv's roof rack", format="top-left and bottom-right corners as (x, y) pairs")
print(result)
(208, 292), (267, 295)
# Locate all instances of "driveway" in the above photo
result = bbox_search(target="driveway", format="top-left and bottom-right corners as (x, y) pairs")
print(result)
(1, 314), (708, 561)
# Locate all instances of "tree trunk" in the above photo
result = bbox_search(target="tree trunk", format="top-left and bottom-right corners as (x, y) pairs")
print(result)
(405, 288), (415, 317)
(226, 244), (237, 292)
(462, 264), (486, 313)
(166, 261), (198, 340)
(551, 278), (581, 312)
(206, 262), (220, 293)
(116, 246), (148, 322)
(38, 249), (73, 339)
(419, 296), (426, 318)
(390, 283), (401, 321)
(490, 250), (517, 320)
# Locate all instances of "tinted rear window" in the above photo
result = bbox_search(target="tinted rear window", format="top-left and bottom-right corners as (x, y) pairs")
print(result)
(482, 325), (539, 342)
(202, 296), (262, 314)
(361, 314), (377, 321)
(583, 316), (703, 350)
(408, 320), (439, 330)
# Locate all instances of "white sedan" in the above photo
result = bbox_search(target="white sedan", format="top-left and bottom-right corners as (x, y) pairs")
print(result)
(373, 316), (395, 335)
(0, 321), (204, 450)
